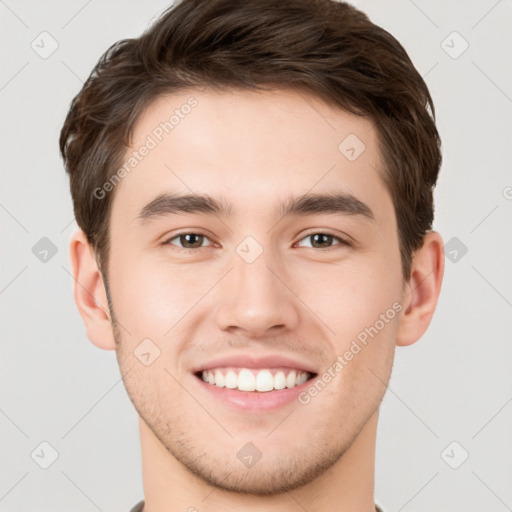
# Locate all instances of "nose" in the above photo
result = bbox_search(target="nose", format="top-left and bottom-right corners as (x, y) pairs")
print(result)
(214, 247), (300, 338)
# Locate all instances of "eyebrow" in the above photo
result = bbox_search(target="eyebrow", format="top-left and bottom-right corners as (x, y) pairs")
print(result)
(136, 191), (375, 224)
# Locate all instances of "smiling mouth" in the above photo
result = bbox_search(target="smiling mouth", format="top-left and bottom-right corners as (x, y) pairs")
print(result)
(194, 367), (317, 392)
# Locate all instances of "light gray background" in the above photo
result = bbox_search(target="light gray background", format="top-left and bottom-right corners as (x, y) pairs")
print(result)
(1, 1), (511, 511)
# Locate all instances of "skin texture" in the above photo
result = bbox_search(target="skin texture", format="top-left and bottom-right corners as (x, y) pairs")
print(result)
(70, 87), (444, 512)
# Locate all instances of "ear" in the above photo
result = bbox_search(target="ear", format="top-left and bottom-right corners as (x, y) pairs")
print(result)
(396, 231), (445, 347)
(69, 230), (116, 351)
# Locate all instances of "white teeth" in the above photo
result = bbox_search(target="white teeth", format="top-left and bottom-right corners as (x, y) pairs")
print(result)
(274, 371), (286, 390)
(238, 369), (256, 391)
(200, 367), (310, 392)
(214, 370), (225, 387)
(255, 369), (274, 392)
(286, 370), (296, 388)
(225, 370), (238, 389)
(296, 372), (307, 385)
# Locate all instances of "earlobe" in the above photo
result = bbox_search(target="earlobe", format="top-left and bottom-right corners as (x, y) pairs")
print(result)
(396, 231), (445, 347)
(69, 230), (116, 351)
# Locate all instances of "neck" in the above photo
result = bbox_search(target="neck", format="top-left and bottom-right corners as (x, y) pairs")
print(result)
(139, 410), (379, 512)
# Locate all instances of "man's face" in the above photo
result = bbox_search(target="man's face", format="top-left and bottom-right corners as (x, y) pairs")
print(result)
(106, 87), (406, 494)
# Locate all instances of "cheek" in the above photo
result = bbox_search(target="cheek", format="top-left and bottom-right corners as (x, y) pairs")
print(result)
(109, 259), (216, 338)
(291, 255), (402, 341)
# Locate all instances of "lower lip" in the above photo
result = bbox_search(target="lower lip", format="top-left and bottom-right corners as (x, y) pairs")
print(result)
(193, 374), (317, 411)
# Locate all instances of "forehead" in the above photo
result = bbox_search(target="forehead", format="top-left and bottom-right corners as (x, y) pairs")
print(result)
(111, 87), (394, 228)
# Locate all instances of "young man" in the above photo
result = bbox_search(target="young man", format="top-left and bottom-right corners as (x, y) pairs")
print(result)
(60, 0), (444, 510)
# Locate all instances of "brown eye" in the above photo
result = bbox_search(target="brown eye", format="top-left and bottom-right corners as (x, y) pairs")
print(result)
(166, 233), (212, 250)
(297, 232), (350, 249)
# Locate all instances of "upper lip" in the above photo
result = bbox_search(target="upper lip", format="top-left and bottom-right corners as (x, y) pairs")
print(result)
(191, 354), (319, 375)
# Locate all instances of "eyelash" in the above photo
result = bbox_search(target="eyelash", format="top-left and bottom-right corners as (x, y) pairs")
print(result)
(163, 230), (351, 252)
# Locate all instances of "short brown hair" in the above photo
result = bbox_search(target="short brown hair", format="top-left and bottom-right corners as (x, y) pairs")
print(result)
(60, 0), (442, 280)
